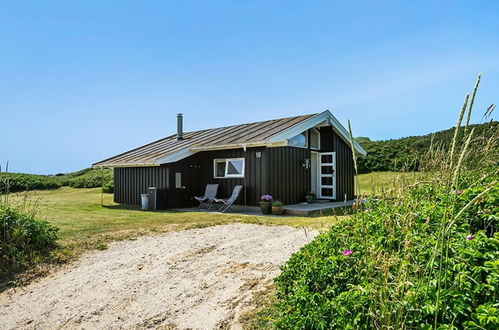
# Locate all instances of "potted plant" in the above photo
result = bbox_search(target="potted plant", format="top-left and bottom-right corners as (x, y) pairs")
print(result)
(271, 200), (284, 215)
(305, 191), (316, 203)
(259, 194), (273, 214)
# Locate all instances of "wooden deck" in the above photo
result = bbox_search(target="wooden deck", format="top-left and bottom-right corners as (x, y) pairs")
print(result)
(283, 200), (356, 216)
(176, 200), (356, 217)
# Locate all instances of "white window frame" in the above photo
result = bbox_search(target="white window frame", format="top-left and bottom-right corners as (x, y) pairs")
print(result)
(310, 128), (321, 150)
(213, 158), (245, 178)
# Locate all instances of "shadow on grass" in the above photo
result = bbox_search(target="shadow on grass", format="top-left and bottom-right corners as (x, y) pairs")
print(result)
(101, 204), (185, 214)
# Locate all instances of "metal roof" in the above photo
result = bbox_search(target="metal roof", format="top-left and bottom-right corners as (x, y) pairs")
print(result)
(93, 113), (317, 167)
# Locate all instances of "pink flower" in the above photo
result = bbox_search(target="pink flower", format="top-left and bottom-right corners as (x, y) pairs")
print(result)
(452, 190), (463, 195)
(260, 194), (273, 202)
(466, 234), (474, 241)
(341, 249), (353, 256)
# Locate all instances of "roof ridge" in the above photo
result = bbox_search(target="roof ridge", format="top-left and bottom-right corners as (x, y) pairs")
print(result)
(180, 112), (319, 135)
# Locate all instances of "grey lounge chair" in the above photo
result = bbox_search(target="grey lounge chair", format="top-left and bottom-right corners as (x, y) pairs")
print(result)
(214, 185), (243, 213)
(194, 184), (219, 210)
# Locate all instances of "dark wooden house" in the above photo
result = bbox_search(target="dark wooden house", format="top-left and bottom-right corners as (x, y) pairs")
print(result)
(93, 111), (366, 208)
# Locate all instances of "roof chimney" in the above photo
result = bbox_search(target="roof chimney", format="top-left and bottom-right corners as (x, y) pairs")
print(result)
(177, 113), (184, 141)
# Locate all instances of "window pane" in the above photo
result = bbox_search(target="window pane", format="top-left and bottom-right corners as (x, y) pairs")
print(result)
(215, 161), (226, 177)
(321, 177), (333, 186)
(175, 172), (182, 188)
(288, 132), (307, 147)
(227, 159), (243, 175)
(321, 188), (333, 197)
(321, 154), (332, 163)
(311, 129), (320, 149)
(321, 165), (334, 174)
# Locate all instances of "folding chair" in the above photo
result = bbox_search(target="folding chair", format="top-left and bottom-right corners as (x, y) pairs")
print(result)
(194, 184), (219, 211)
(214, 185), (243, 213)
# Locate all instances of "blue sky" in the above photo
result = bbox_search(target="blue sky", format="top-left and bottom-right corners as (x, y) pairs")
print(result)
(1, 1), (498, 174)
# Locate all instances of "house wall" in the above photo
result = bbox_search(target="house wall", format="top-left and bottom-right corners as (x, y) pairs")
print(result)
(113, 126), (355, 208)
(319, 126), (355, 200)
(114, 147), (268, 208)
(266, 146), (311, 205)
(165, 147), (268, 207)
(114, 166), (169, 206)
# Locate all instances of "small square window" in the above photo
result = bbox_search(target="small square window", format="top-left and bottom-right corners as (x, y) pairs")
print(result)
(227, 159), (244, 176)
(321, 177), (333, 186)
(321, 188), (333, 197)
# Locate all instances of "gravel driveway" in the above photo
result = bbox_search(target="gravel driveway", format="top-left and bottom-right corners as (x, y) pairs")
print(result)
(0, 224), (316, 329)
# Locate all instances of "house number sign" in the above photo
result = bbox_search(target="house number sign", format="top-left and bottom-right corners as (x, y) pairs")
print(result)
(256, 152), (262, 158)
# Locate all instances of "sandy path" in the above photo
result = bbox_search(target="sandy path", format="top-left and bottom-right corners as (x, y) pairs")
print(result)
(0, 224), (316, 329)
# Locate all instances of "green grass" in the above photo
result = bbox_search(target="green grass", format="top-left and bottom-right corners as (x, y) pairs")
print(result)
(10, 171), (411, 247)
(357, 171), (424, 196)
(11, 187), (344, 254)
(5, 171), (409, 267)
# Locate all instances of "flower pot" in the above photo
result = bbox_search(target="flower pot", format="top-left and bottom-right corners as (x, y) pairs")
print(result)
(259, 201), (272, 214)
(272, 206), (284, 215)
(305, 196), (314, 203)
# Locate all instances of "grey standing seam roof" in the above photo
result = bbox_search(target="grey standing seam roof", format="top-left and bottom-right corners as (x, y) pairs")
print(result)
(93, 113), (316, 167)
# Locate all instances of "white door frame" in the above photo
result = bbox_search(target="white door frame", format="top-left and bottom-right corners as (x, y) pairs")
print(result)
(310, 151), (319, 194)
(318, 152), (336, 200)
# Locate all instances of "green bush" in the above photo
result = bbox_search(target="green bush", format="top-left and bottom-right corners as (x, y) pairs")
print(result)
(102, 180), (114, 193)
(274, 177), (499, 329)
(273, 78), (498, 328)
(63, 169), (113, 189)
(357, 121), (498, 173)
(0, 206), (59, 282)
(0, 173), (61, 193)
(0, 168), (114, 193)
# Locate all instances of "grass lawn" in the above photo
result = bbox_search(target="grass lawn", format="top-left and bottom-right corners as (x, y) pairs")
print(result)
(7, 171), (418, 258)
(10, 187), (343, 255)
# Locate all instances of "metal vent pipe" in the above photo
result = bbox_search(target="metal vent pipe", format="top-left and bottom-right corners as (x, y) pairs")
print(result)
(177, 113), (183, 141)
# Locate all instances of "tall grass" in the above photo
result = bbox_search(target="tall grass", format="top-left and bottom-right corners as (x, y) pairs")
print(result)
(272, 74), (499, 329)
(0, 163), (60, 288)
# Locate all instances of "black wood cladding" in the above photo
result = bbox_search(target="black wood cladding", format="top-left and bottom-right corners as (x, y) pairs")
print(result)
(266, 146), (310, 205)
(114, 147), (268, 207)
(114, 166), (169, 206)
(319, 126), (355, 200)
(113, 127), (355, 207)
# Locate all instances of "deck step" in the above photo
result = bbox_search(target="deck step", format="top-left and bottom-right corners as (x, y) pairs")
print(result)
(283, 200), (356, 216)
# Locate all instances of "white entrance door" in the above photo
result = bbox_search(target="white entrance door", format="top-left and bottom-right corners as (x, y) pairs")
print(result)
(318, 152), (336, 200)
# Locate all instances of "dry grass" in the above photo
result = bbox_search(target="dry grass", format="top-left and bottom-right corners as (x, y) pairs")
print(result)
(357, 171), (424, 196)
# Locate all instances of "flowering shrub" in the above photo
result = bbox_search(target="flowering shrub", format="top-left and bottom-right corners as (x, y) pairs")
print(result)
(261, 194), (273, 202)
(274, 177), (499, 329)
(272, 84), (498, 328)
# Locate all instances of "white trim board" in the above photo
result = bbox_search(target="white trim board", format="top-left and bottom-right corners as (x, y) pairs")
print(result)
(268, 110), (367, 156)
